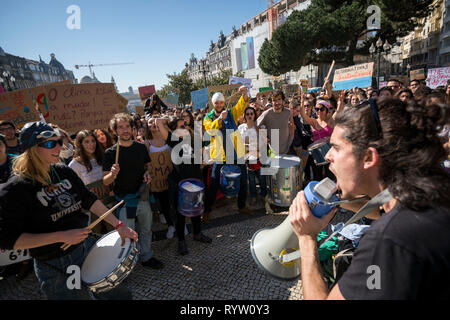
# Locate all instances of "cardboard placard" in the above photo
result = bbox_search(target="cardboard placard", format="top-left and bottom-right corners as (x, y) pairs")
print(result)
(410, 69), (426, 81)
(208, 84), (241, 109)
(256, 90), (273, 99)
(426, 67), (450, 89)
(116, 93), (129, 113)
(191, 88), (209, 110)
(148, 150), (173, 192)
(282, 84), (299, 97)
(300, 80), (309, 93)
(138, 85), (156, 101)
(44, 83), (120, 133)
(29, 80), (72, 120)
(0, 89), (40, 129)
(135, 106), (145, 116)
(165, 87), (179, 107)
(333, 62), (374, 90)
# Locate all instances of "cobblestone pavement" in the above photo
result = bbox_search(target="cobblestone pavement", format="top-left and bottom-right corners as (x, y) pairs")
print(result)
(0, 198), (304, 300)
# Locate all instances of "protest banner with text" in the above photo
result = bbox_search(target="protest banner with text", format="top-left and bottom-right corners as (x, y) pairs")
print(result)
(333, 62), (374, 90)
(229, 76), (252, 92)
(0, 89), (40, 128)
(44, 83), (120, 133)
(30, 80), (72, 120)
(426, 67), (450, 89)
(138, 85), (156, 101)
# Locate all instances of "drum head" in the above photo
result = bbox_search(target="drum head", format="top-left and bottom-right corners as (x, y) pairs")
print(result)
(81, 231), (131, 284)
(179, 179), (204, 192)
(269, 155), (301, 169)
(307, 138), (330, 150)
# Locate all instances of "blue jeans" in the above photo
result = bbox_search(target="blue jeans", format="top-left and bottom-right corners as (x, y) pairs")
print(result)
(248, 168), (267, 198)
(118, 199), (153, 263)
(33, 236), (131, 300)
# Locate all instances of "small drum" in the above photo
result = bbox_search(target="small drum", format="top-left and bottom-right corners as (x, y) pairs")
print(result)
(178, 179), (205, 217)
(307, 138), (331, 166)
(219, 165), (241, 198)
(268, 155), (302, 207)
(81, 231), (139, 293)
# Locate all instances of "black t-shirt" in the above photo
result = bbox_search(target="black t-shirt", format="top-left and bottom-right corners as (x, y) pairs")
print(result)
(0, 164), (97, 259)
(6, 142), (23, 156)
(166, 131), (202, 182)
(0, 154), (15, 184)
(103, 141), (151, 196)
(338, 204), (450, 299)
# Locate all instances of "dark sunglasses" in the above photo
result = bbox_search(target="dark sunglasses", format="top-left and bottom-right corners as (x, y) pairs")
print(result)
(315, 107), (326, 112)
(38, 139), (63, 149)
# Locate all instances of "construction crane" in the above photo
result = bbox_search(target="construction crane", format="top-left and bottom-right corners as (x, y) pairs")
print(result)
(74, 62), (134, 79)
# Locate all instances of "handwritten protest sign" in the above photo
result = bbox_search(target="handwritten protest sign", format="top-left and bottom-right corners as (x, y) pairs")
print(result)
(426, 67), (450, 89)
(208, 84), (241, 109)
(116, 93), (129, 113)
(44, 83), (120, 133)
(229, 76), (252, 92)
(138, 85), (156, 101)
(256, 90), (273, 99)
(333, 62), (374, 91)
(148, 150), (173, 192)
(191, 88), (209, 110)
(30, 80), (72, 120)
(0, 89), (40, 129)
(282, 84), (299, 97)
(135, 106), (145, 116)
(410, 69), (425, 81)
(162, 87), (180, 108)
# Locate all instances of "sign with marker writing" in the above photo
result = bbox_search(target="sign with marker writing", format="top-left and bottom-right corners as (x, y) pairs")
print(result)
(44, 83), (120, 133)
(138, 85), (156, 101)
(0, 89), (40, 129)
(191, 88), (209, 110)
(30, 80), (72, 121)
(333, 62), (374, 90)
(148, 150), (173, 192)
(426, 67), (450, 89)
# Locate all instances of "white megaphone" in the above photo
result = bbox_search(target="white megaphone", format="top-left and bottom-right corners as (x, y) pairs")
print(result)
(250, 178), (339, 280)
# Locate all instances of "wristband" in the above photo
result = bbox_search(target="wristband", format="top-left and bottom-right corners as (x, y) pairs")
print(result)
(115, 221), (124, 230)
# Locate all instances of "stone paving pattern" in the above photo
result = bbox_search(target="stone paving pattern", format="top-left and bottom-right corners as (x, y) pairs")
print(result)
(0, 198), (304, 300)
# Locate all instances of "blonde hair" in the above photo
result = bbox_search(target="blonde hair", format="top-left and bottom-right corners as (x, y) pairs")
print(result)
(12, 147), (51, 185)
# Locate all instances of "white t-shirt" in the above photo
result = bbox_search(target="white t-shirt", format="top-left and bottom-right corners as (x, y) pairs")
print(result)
(238, 123), (258, 160)
(69, 159), (103, 185)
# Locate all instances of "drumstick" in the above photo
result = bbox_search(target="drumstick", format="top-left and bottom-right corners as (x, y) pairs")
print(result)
(61, 200), (125, 251)
(115, 138), (120, 164)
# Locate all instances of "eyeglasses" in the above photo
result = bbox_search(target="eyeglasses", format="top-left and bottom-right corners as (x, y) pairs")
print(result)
(304, 104), (311, 108)
(38, 139), (63, 149)
(315, 107), (326, 112)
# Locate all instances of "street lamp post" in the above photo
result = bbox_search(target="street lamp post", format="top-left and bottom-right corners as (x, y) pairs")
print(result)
(200, 59), (209, 88)
(369, 37), (391, 89)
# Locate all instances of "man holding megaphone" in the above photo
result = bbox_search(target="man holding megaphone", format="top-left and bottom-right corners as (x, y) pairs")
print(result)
(289, 98), (450, 300)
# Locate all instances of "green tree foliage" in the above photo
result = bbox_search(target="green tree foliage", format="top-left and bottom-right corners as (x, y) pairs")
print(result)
(258, 0), (434, 75)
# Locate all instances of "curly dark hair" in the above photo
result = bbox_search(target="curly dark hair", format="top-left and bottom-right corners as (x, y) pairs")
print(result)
(334, 98), (450, 211)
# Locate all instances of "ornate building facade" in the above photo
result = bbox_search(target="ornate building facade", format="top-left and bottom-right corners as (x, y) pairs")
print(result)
(0, 47), (76, 91)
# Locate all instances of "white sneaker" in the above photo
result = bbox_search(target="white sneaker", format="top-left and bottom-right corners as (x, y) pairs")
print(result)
(184, 225), (189, 235)
(159, 214), (167, 224)
(166, 226), (175, 239)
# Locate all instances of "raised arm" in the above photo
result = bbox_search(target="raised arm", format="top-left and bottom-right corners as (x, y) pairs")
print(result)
(299, 93), (317, 127)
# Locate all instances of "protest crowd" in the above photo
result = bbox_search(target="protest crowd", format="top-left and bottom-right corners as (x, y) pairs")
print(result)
(0, 71), (449, 300)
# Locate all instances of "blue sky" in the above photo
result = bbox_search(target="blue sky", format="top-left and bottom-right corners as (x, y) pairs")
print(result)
(0, 0), (268, 93)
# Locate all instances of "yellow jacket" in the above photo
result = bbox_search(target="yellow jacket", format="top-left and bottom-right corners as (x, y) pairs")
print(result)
(203, 95), (248, 162)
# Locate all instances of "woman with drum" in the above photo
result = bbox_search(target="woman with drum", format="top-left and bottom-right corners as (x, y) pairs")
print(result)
(69, 130), (115, 235)
(300, 94), (342, 181)
(0, 122), (137, 299)
(157, 117), (212, 255)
